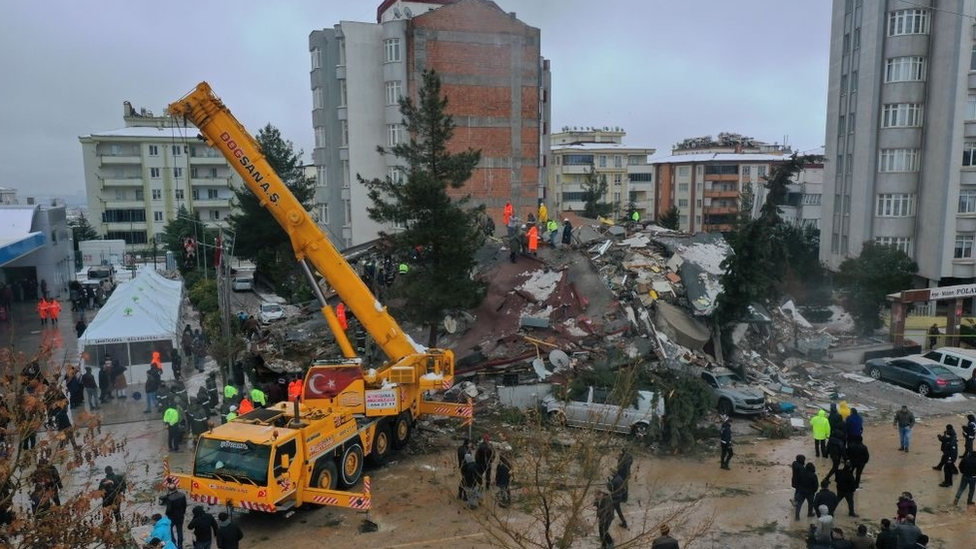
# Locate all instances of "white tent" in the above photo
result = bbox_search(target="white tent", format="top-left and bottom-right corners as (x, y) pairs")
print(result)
(79, 269), (184, 384)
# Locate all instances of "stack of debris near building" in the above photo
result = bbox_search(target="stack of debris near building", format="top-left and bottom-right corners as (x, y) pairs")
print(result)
(241, 216), (865, 432)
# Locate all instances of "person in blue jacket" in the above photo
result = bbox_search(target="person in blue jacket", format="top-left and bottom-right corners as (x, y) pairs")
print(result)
(148, 513), (173, 544)
(845, 408), (863, 440)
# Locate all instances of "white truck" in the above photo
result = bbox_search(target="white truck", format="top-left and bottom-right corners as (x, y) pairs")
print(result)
(79, 239), (126, 268)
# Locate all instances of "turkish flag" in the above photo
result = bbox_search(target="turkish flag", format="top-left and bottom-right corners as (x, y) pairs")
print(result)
(303, 366), (363, 400)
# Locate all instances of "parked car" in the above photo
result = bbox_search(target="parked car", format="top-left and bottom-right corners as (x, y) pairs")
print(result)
(258, 303), (285, 324)
(700, 369), (766, 416)
(863, 356), (966, 397)
(921, 347), (976, 390)
(542, 385), (664, 438)
(232, 277), (253, 292)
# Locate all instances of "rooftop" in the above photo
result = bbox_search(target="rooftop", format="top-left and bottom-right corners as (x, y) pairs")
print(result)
(82, 126), (201, 139)
(649, 153), (787, 164)
(553, 143), (656, 152)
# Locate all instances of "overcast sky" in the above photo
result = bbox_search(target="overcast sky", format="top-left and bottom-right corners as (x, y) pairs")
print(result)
(0, 0), (830, 198)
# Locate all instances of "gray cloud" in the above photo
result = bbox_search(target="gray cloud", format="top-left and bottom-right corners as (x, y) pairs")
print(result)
(0, 0), (829, 197)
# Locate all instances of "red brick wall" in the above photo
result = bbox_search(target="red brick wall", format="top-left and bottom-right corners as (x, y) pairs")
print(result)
(410, 0), (543, 227)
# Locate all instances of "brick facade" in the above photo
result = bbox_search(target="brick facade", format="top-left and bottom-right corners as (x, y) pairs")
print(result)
(408, 0), (547, 226)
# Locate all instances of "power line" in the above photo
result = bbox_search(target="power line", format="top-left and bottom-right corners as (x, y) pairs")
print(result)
(895, 0), (976, 21)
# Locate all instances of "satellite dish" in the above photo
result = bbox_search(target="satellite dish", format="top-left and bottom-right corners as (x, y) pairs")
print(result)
(443, 315), (458, 334)
(393, 6), (402, 18)
(549, 349), (570, 370)
(403, 6), (413, 17)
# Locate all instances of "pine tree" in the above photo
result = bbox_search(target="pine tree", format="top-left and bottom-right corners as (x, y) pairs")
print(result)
(359, 70), (485, 346)
(658, 205), (680, 230)
(227, 124), (314, 277)
(581, 163), (612, 218)
(68, 213), (99, 251)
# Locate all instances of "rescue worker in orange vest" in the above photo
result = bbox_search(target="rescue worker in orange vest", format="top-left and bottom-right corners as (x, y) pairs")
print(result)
(503, 202), (513, 226)
(151, 351), (163, 372)
(527, 225), (539, 256)
(336, 302), (348, 331)
(49, 299), (62, 325)
(538, 202), (548, 226)
(37, 297), (49, 326)
(288, 377), (303, 402)
(237, 397), (254, 415)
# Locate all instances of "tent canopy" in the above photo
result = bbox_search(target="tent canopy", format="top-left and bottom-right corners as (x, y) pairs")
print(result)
(79, 269), (183, 346)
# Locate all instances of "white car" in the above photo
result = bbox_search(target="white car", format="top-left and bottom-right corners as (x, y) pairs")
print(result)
(258, 303), (284, 324)
(542, 386), (664, 439)
(232, 277), (253, 292)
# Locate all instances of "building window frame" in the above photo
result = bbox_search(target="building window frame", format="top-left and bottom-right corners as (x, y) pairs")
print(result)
(387, 124), (403, 147)
(151, 189), (162, 200)
(878, 148), (920, 172)
(955, 234), (975, 259)
(881, 103), (924, 128)
(875, 236), (913, 255)
(313, 87), (324, 110)
(875, 193), (916, 217)
(383, 38), (401, 63)
(150, 167), (160, 179)
(339, 80), (347, 107)
(964, 142), (976, 167)
(884, 56), (926, 83)
(385, 81), (402, 106)
(959, 188), (976, 213)
(887, 9), (930, 36)
(148, 145), (159, 156)
(311, 47), (321, 70)
(341, 120), (348, 148)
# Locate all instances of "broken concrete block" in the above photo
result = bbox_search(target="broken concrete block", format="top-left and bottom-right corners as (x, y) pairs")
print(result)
(520, 315), (551, 329)
(608, 226), (627, 237)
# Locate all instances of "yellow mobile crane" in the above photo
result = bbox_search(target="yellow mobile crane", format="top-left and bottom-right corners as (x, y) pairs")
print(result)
(163, 82), (472, 513)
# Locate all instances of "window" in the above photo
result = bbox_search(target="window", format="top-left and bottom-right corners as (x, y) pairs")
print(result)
(885, 56), (926, 82)
(704, 165), (739, 175)
(102, 209), (146, 222)
(152, 189), (162, 200)
(339, 80), (347, 107)
(598, 156), (606, 168)
(341, 120), (348, 147)
(964, 142), (976, 166)
(108, 144), (122, 156)
(628, 155), (643, 166)
(153, 211), (163, 222)
(848, 116), (856, 134)
(888, 9), (929, 36)
(561, 192), (587, 202)
(191, 167), (199, 179)
(851, 70), (858, 92)
(209, 168), (218, 179)
(881, 103), (923, 128)
(171, 145), (183, 156)
(150, 168), (160, 178)
(968, 95), (976, 120)
(803, 194), (822, 205)
(342, 160), (350, 188)
(310, 47), (321, 70)
(742, 166), (751, 176)
(613, 174), (622, 185)
(875, 236), (912, 254)
(678, 183), (689, 193)
(208, 189), (219, 199)
(315, 127), (326, 148)
(388, 166), (404, 185)
(613, 191), (621, 203)
(319, 203), (329, 224)
(677, 166), (691, 177)
(959, 188), (976, 213)
(878, 149), (920, 172)
(614, 156), (622, 168)
(853, 28), (860, 50)
(678, 199), (689, 207)
(173, 167), (184, 178)
(175, 189), (184, 200)
(838, 115), (846, 136)
(955, 234), (975, 259)
(385, 81), (402, 106)
(384, 38), (401, 63)
(313, 87), (324, 109)
(135, 190), (144, 200)
(210, 210), (221, 221)
(148, 145), (159, 156)
(105, 231), (147, 244)
(758, 166), (767, 177)
(564, 154), (594, 166)
(192, 190), (199, 200)
(387, 124), (403, 147)
(875, 193), (916, 217)
(629, 173), (653, 182)
(972, 45), (976, 71)
(337, 38), (346, 66)
(343, 199), (351, 225)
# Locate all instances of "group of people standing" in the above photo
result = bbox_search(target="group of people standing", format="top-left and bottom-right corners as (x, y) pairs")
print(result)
(502, 201), (573, 263)
(456, 434), (510, 509)
(933, 414), (976, 506)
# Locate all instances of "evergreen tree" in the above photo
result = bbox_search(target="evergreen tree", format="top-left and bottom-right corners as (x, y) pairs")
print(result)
(716, 154), (823, 325)
(659, 205), (680, 230)
(359, 70), (485, 346)
(581, 163), (612, 218)
(227, 124), (314, 278)
(837, 241), (918, 334)
(68, 213), (99, 251)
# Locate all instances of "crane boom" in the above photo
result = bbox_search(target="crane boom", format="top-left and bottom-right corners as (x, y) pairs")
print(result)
(167, 82), (452, 386)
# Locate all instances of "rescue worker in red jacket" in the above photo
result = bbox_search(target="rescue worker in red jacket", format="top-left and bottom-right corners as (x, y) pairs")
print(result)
(37, 297), (49, 326)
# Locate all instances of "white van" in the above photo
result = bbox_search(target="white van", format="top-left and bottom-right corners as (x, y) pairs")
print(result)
(921, 347), (976, 390)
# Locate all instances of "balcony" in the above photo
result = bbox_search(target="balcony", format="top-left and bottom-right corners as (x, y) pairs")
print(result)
(190, 177), (227, 187)
(560, 165), (591, 175)
(703, 189), (739, 199)
(104, 200), (145, 209)
(702, 223), (734, 233)
(703, 173), (739, 182)
(704, 206), (737, 215)
(192, 199), (230, 208)
(100, 155), (141, 165)
(104, 221), (148, 231)
(190, 156), (226, 165)
(102, 178), (144, 187)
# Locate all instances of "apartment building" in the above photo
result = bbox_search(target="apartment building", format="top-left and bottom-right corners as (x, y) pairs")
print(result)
(651, 134), (788, 233)
(752, 161), (824, 229)
(309, 0), (551, 248)
(822, 0), (976, 289)
(80, 103), (242, 249)
(549, 127), (655, 218)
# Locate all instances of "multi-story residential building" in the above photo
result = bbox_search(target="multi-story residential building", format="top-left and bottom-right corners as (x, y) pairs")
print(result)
(309, 0), (551, 248)
(822, 1), (976, 290)
(651, 134), (788, 233)
(80, 103), (243, 249)
(752, 160), (824, 229)
(549, 127), (655, 218)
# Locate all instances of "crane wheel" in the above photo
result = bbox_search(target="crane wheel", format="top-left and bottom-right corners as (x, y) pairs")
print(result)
(368, 421), (392, 466)
(339, 444), (364, 487)
(392, 412), (412, 450)
(312, 460), (338, 491)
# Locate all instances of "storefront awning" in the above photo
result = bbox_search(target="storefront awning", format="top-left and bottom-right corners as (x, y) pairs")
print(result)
(0, 206), (46, 267)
